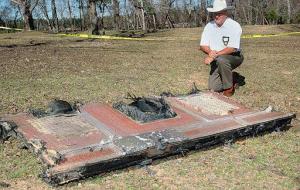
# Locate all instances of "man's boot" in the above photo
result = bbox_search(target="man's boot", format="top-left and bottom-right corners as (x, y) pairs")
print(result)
(223, 86), (235, 97)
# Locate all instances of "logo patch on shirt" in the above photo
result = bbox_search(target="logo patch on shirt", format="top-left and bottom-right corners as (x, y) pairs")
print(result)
(222, 36), (230, 46)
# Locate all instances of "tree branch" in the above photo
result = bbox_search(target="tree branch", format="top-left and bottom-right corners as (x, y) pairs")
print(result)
(31, 0), (40, 12)
(11, 0), (22, 5)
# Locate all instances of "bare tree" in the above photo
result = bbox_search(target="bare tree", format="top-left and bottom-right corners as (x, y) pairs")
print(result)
(143, 0), (158, 30)
(112, 0), (120, 31)
(78, 0), (85, 30)
(66, 0), (74, 31)
(0, 5), (12, 27)
(5, 0), (300, 32)
(286, 0), (291, 24)
(11, 0), (39, 30)
(131, 0), (146, 31)
(39, 0), (53, 31)
(159, 0), (175, 28)
(51, 0), (59, 32)
(97, 0), (109, 34)
(128, 0), (146, 31)
(88, 0), (99, 34)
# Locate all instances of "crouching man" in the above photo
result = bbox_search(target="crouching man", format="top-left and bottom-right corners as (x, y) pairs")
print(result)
(199, 0), (244, 96)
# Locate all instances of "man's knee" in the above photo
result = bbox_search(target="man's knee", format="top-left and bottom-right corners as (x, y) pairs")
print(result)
(209, 78), (223, 92)
(210, 85), (223, 92)
(215, 56), (230, 68)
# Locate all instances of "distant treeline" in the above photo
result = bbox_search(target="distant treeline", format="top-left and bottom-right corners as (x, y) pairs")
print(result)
(0, 0), (299, 33)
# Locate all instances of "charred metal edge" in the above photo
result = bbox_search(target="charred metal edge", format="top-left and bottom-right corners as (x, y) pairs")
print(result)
(0, 120), (18, 142)
(42, 114), (295, 186)
(0, 119), (63, 170)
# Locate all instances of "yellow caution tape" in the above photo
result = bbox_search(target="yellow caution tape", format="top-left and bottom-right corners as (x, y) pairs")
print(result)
(59, 33), (157, 41)
(0, 26), (23, 31)
(60, 31), (300, 41)
(241, 32), (300, 39)
(1, 26), (299, 39)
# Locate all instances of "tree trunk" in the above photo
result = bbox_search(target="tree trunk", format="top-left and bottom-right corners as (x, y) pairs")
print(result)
(98, 1), (107, 35)
(198, 0), (206, 26)
(136, 12), (139, 29)
(112, 0), (120, 31)
(166, 14), (174, 28)
(67, 0), (74, 31)
(152, 14), (156, 30)
(13, 9), (19, 28)
(88, 0), (99, 35)
(41, 0), (53, 31)
(246, 0), (253, 25)
(124, 0), (129, 30)
(242, 6), (249, 24)
(12, 0), (35, 30)
(79, 0), (85, 31)
(232, 0), (237, 21)
(51, 0), (59, 32)
(59, 5), (66, 31)
(23, 1), (34, 30)
(133, 11), (136, 30)
(0, 17), (5, 27)
(139, 0), (146, 31)
(187, 0), (192, 27)
(276, 0), (280, 24)
(159, 0), (175, 29)
(160, 0), (168, 28)
(286, 0), (291, 24)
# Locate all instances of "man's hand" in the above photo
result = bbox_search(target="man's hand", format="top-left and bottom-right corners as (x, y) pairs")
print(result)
(204, 56), (214, 65)
(208, 50), (218, 59)
(200, 46), (217, 65)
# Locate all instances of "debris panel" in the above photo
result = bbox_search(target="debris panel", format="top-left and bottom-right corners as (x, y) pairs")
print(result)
(2, 92), (295, 185)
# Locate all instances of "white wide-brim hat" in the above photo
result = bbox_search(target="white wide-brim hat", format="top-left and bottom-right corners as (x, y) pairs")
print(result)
(207, 0), (234, 13)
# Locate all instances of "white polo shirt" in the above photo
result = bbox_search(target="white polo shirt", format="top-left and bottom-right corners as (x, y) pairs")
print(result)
(200, 18), (242, 51)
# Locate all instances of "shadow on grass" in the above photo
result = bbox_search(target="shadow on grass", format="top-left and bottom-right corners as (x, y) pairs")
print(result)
(278, 24), (300, 32)
(73, 38), (97, 42)
(0, 40), (48, 48)
(78, 122), (295, 187)
(66, 46), (147, 53)
(233, 71), (246, 88)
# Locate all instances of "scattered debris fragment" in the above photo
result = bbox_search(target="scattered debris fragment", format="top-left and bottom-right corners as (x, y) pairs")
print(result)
(116, 31), (145, 38)
(0, 181), (10, 188)
(29, 99), (81, 118)
(0, 121), (17, 142)
(113, 94), (177, 123)
(161, 82), (201, 97)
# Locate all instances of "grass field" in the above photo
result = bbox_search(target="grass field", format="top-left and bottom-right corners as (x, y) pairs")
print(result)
(0, 25), (299, 189)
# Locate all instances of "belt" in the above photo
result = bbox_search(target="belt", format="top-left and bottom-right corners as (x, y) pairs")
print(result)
(231, 51), (241, 56)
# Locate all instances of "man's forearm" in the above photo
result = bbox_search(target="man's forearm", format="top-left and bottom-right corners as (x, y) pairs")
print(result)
(217, 47), (236, 56)
(199, 46), (212, 55)
(200, 46), (236, 56)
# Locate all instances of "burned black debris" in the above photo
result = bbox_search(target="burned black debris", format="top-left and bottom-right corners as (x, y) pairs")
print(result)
(29, 99), (81, 118)
(0, 182), (10, 188)
(161, 82), (201, 97)
(116, 31), (145, 38)
(187, 82), (201, 95)
(113, 94), (177, 123)
(0, 121), (17, 142)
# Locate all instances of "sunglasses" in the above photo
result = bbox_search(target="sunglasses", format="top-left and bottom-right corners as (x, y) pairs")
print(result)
(213, 11), (227, 17)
